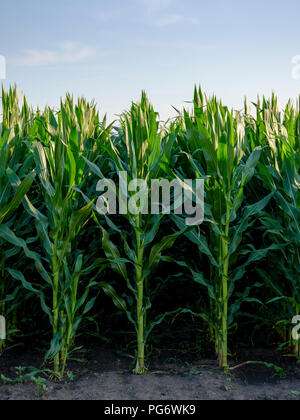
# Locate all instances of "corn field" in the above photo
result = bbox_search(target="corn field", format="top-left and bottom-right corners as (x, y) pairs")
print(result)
(0, 84), (299, 378)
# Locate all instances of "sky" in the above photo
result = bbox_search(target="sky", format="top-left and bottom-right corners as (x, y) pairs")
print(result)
(1, 0), (300, 121)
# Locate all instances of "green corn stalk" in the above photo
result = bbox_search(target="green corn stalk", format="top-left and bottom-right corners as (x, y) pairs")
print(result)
(246, 95), (300, 358)
(173, 87), (273, 371)
(9, 96), (108, 378)
(0, 86), (36, 354)
(84, 92), (184, 374)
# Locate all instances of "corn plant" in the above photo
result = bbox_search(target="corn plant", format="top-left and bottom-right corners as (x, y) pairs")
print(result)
(0, 86), (36, 354)
(84, 92), (186, 374)
(8, 96), (110, 378)
(172, 87), (274, 371)
(245, 95), (300, 357)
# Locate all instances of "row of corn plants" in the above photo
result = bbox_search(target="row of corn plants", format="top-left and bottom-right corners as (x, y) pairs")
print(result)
(0, 85), (299, 376)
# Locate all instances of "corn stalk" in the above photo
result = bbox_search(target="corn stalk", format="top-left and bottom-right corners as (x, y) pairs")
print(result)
(174, 87), (273, 371)
(84, 92), (184, 374)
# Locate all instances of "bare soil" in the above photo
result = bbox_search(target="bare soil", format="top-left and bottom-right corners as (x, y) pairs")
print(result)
(0, 344), (300, 400)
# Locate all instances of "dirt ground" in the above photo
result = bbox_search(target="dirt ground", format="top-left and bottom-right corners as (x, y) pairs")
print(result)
(0, 345), (300, 400)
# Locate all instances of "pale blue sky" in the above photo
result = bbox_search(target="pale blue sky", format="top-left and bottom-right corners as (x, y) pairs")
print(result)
(1, 0), (300, 120)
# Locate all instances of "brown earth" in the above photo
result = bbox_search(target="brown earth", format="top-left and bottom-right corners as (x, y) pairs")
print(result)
(0, 345), (300, 400)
